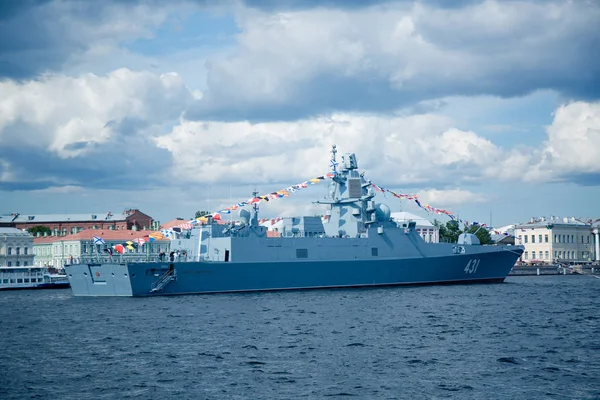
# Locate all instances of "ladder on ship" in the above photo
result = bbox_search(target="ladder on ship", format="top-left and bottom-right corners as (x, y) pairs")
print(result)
(150, 268), (176, 292)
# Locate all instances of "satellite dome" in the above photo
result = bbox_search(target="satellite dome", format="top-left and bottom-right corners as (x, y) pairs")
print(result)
(374, 203), (391, 222)
(239, 209), (250, 225)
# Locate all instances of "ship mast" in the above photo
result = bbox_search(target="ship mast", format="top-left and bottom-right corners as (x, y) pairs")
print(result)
(251, 190), (259, 226)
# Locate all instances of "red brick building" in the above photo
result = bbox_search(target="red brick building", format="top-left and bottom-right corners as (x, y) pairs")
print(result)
(0, 209), (154, 236)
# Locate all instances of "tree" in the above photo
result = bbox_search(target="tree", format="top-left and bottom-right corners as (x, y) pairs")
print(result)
(194, 210), (211, 218)
(435, 219), (462, 243)
(464, 225), (493, 245)
(27, 225), (51, 237)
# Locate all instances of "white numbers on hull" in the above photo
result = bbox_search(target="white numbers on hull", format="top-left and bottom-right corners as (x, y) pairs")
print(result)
(464, 259), (480, 274)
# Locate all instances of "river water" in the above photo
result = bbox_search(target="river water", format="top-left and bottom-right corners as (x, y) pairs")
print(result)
(1, 275), (598, 399)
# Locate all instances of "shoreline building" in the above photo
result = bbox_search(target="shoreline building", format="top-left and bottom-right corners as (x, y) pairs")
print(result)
(33, 229), (170, 269)
(391, 212), (440, 243)
(515, 217), (597, 264)
(0, 209), (154, 235)
(0, 227), (35, 267)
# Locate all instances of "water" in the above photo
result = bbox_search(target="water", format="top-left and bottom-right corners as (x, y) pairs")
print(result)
(1, 276), (599, 400)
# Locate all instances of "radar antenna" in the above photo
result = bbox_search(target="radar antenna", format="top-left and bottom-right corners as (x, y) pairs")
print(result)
(330, 145), (338, 175)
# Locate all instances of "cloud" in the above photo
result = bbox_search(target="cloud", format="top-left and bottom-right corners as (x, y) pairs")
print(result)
(156, 112), (508, 187)
(0, 68), (196, 190)
(539, 101), (600, 179)
(415, 189), (490, 207)
(187, 0), (600, 121)
(0, 0), (192, 78)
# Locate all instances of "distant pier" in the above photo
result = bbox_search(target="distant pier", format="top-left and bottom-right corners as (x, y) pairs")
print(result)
(509, 265), (600, 276)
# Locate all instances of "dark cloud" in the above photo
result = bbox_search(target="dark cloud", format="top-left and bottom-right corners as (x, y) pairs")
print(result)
(0, 0), (52, 20)
(188, 72), (412, 121)
(0, 122), (173, 191)
(559, 173), (600, 187)
(183, 0), (600, 122)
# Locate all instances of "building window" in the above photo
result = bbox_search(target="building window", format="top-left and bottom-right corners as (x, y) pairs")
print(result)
(24, 261), (28, 266)
(16, 247), (20, 255)
(7, 247), (12, 255)
(16, 261), (20, 266)
(538, 235), (542, 243)
(545, 251), (549, 259)
(296, 249), (308, 258)
(24, 248), (28, 255)
(545, 235), (548, 243)
(532, 251), (536, 260)
(371, 248), (378, 256)
(7, 262), (11, 266)
(524, 236), (528, 243)
(531, 235), (535, 243)
(524, 251), (528, 260)
(554, 234), (558, 243)
(571, 235), (574, 244)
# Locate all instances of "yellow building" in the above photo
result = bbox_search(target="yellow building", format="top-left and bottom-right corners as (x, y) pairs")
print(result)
(515, 217), (595, 264)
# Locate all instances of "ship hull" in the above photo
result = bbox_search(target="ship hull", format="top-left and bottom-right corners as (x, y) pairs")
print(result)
(64, 248), (521, 297)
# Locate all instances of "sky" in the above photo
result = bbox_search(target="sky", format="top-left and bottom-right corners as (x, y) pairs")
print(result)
(0, 0), (599, 228)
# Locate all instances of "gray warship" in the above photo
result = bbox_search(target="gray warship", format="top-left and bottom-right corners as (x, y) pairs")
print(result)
(65, 146), (524, 296)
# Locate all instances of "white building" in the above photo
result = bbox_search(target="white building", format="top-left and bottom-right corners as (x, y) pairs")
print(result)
(391, 212), (440, 243)
(515, 217), (597, 264)
(33, 229), (171, 269)
(0, 228), (35, 267)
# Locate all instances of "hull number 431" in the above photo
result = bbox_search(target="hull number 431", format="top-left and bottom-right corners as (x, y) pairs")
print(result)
(464, 259), (480, 274)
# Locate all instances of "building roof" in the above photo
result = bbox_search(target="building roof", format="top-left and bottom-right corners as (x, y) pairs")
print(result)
(515, 216), (590, 229)
(0, 210), (146, 224)
(390, 212), (435, 228)
(33, 229), (167, 244)
(160, 219), (190, 229)
(0, 227), (32, 237)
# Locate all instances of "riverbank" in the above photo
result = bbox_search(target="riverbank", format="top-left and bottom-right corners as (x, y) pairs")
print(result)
(510, 265), (600, 276)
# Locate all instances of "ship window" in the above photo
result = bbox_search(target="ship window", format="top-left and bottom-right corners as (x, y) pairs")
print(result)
(372, 247), (378, 256)
(2, 279), (8, 284)
(17, 279), (23, 283)
(24, 278), (30, 283)
(296, 249), (308, 258)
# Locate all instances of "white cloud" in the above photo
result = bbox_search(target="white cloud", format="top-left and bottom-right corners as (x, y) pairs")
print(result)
(416, 189), (490, 207)
(542, 101), (600, 175)
(496, 101), (600, 183)
(0, 68), (195, 158)
(156, 111), (507, 186)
